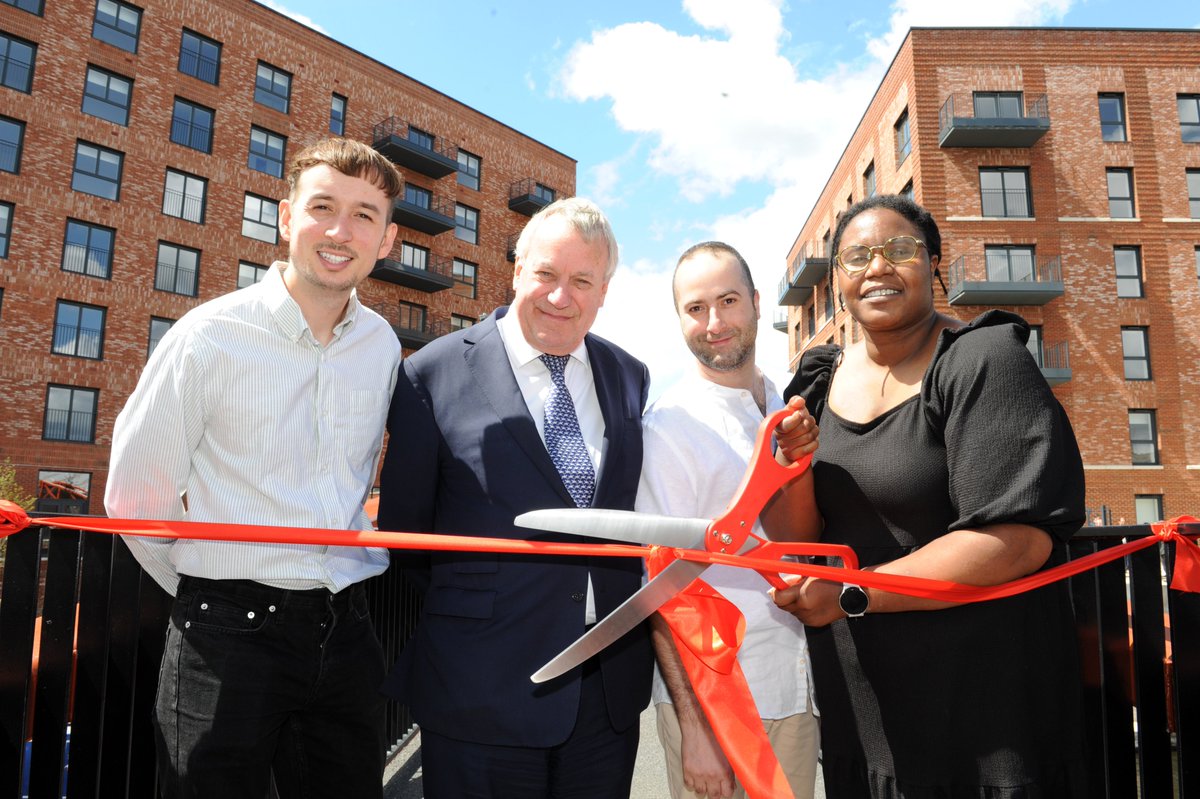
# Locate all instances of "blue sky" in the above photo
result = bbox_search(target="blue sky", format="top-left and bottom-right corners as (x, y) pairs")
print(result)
(263, 0), (1199, 398)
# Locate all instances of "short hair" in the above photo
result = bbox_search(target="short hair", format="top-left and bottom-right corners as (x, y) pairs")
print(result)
(286, 137), (404, 202)
(672, 241), (755, 308)
(830, 194), (942, 264)
(514, 197), (619, 280)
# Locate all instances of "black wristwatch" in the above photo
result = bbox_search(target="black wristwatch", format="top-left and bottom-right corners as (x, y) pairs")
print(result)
(839, 584), (870, 617)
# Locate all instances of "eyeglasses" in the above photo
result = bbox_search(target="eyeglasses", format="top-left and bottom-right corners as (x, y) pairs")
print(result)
(835, 236), (927, 274)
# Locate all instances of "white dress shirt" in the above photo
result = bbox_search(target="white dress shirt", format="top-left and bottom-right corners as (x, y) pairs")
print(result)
(105, 262), (400, 595)
(637, 372), (813, 719)
(497, 309), (603, 622)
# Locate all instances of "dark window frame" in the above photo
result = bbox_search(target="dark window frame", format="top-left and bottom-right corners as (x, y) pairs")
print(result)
(452, 258), (477, 299)
(237, 261), (269, 288)
(179, 29), (221, 85)
(43, 384), (99, 443)
(455, 203), (479, 245)
(404, 184), (431, 209)
(1114, 246), (1143, 299)
(400, 242), (429, 271)
(863, 161), (876, 198)
(71, 140), (124, 200)
(1098, 93), (1126, 142)
(1128, 409), (1159, 465)
(0, 200), (11, 258)
(82, 64), (132, 125)
(2, 0), (44, 14)
(0, 31), (36, 93)
(148, 316), (175, 359)
(894, 109), (911, 165)
(1135, 494), (1164, 525)
(1179, 94), (1200, 144)
(92, 0), (141, 53)
(241, 193), (279, 244)
(330, 93), (346, 135)
(979, 167), (1032, 218)
(1188, 169), (1200, 219)
(450, 313), (475, 331)
(1107, 168), (1135, 218)
(154, 241), (200, 297)
(984, 244), (1036, 282)
(973, 91), (1023, 118)
(248, 125), (287, 178)
(52, 299), (106, 360)
(170, 97), (215, 153)
(398, 300), (427, 332)
(457, 149), (481, 190)
(1121, 326), (1151, 381)
(0, 114), (25, 173)
(62, 218), (115, 279)
(254, 61), (291, 114)
(162, 168), (207, 224)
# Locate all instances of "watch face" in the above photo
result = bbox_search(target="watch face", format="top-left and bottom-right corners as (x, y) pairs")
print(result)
(840, 584), (869, 616)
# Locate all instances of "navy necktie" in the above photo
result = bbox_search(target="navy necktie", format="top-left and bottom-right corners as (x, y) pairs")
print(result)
(540, 354), (595, 508)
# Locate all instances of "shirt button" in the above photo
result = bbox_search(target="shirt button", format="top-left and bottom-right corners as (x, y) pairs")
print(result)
(570, 592), (585, 603)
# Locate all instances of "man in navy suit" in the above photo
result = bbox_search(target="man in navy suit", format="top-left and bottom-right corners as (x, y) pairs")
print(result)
(378, 197), (652, 798)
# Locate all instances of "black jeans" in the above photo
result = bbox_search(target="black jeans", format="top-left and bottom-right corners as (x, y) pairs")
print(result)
(155, 576), (386, 799)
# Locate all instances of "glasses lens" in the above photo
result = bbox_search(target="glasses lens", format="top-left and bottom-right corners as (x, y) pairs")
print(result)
(883, 237), (918, 263)
(839, 245), (871, 269)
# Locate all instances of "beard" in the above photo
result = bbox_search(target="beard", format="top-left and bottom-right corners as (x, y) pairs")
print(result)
(687, 327), (755, 372)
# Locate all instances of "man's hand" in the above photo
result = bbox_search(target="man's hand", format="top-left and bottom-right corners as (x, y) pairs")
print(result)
(681, 720), (735, 799)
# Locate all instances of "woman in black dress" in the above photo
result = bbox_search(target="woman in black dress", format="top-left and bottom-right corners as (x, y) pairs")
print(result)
(769, 195), (1089, 797)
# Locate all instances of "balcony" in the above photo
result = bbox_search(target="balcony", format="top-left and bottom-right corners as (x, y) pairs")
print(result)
(506, 233), (519, 263)
(939, 93), (1050, 148)
(371, 116), (458, 178)
(946, 255), (1064, 306)
(1033, 339), (1071, 386)
(371, 253), (454, 292)
(773, 308), (789, 332)
(509, 178), (557, 216)
(392, 188), (456, 235)
(777, 243), (829, 306)
(394, 317), (449, 350)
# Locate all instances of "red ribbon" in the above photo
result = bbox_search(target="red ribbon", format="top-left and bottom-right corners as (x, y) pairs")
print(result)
(3, 500), (1197, 799)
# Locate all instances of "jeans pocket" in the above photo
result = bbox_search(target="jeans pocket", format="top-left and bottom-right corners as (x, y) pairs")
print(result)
(184, 590), (273, 635)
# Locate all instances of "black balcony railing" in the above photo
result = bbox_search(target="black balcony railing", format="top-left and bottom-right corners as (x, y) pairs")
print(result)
(777, 243), (828, 306)
(392, 188), (456, 236)
(0, 139), (19, 173)
(371, 117), (458, 179)
(162, 188), (204, 223)
(154, 261), (198, 296)
(508, 178), (556, 216)
(52, 323), (103, 359)
(939, 92), (1050, 147)
(41, 409), (94, 442)
(946, 254), (1064, 306)
(61, 246), (112, 279)
(3, 522), (1199, 796)
(393, 317), (450, 350)
(371, 253), (454, 292)
(179, 51), (219, 84)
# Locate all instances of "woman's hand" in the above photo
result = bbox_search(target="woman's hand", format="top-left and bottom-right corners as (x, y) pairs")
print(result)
(771, 577), (845, 627)
(774, 395), (818, 466)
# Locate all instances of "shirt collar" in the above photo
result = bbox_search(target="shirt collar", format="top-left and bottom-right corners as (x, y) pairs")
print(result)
(264, 260), (361, 344)
(497, 306), (590, 368)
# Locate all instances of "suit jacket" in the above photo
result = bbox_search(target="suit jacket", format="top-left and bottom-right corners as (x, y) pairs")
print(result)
(378, 307), (653, 748)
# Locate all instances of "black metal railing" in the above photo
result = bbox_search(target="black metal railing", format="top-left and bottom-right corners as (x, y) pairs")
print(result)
(371, 117), (457, 162)
(3, 521), (1199, 796)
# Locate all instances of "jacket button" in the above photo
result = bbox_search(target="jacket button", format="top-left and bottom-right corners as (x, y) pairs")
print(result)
(570, 592), (585, 602)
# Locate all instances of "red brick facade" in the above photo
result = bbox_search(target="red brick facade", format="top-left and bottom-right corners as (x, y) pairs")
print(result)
(0, 0), (575, 512)
(781, 28), (1199, 524)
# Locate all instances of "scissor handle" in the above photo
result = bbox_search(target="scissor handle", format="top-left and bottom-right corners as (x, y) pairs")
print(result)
(706, 407), (812, 554)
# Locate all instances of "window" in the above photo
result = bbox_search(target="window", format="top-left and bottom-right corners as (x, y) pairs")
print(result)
(980, 168), (1031, 218)
(44, 385), (98, 442)
(984, 245), (1035, 282)
(804, 301), (815, 339)
(1128, 410), (1158, 465)
(405, 184), (431, 209)
(237, 261), (268, 288)
(62, 219), (114, 278)
(973, 91), (1022, 118)
(72, 141), (123, 200)
(179, 29), (220, 84)
(163, 169), (207, 224)
(1026, 325), (1044, 367)
(82, 66), (132, 125)
(1107, 168), (1135, 218)
(2, 0), (44, 13)
(148, 316), (174, 358)
(248, 126), (286, 178)
(1179, 95), (1200, 143)
(401, 242), (428, 270)
(398, 301), (426, 331)
(1188, 169), (1200, 219)
(92, 0), (141, 52)
(170, 98), (214, 153)
(457, 149), (481, 190)
(52, 300), (105, 359)
(900, 181), (914, 202)
(241, 193), (278, 243)
(1098, 94), (1126, 142)
(254, 61), (291, 114)
(455, 204), (478, 244)
(155, 242), (199, 296)
(863, 162), (876, 198)
(36, 470), (91, 515)
(0, 115), (24, 173)
(894, 110), (911, 165)
(1196, 247), (1200, 292)
(450, 314), (475, 332)
(330, 93), (345, 135)
(407, 125), (433, 149)
(0, 32), (35, 93)
(1121, 327), (1151, 380)
(1114, 247), (1143, 298)
(452, 258), (477, 299)
(1135, 495), (1164, 525)
(823, 278), (834, 320)
(0, 201), (10, 258)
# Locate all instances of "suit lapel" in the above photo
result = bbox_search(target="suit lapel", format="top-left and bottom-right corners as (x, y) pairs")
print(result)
(464, 312), (574, 505)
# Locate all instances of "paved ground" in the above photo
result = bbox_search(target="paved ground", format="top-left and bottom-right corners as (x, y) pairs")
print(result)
(383, 707), (825, 798)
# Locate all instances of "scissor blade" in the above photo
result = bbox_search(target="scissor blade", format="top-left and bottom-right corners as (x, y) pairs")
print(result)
(531, 558), (710, 684)
(515, 509), (709, 550)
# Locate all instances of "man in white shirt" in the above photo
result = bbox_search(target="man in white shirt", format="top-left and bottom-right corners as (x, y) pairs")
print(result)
(637, 242), (820, 799)
(105, 138), (402, 799)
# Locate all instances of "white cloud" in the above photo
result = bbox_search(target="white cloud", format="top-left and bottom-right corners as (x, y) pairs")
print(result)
(254, 0), (327, 33)
(868, 0), (1074, 62)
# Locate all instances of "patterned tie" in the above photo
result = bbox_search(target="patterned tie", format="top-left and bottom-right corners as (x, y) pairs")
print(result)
(540, 354), (595, 508)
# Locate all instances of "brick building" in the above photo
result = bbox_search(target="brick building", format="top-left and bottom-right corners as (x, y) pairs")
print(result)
(0, 0), (574, 513)
(778, 27), (1199, 524)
